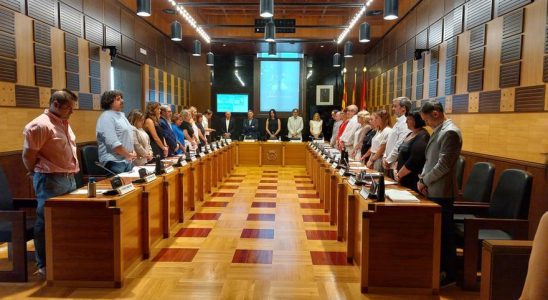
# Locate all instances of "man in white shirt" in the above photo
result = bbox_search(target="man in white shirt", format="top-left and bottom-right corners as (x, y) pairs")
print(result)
(338, 104), (360, 152)
(383, 97), (412, 178)
(287, 108), (303, 139)
(202, 109), (215, 142)
(221, 111), (235, 138)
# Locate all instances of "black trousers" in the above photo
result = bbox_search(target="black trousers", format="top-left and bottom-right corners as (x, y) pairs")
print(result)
(428, 197), (456, 280)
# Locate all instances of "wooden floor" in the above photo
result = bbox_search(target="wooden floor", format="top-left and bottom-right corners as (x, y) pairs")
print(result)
(0, 166), (480, 299)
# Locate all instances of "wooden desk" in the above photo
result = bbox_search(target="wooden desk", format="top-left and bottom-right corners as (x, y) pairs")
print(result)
(237, 142), (306, 166)
(45, 188), (143, 288)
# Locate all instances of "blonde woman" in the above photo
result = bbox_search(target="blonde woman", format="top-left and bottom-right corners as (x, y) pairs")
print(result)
(350, 111), (371, 161)
(128, 109), (153, 166)
(143, 102), (168, 158)
(309, 112), (323, 139)
(366, 110), (392, 172)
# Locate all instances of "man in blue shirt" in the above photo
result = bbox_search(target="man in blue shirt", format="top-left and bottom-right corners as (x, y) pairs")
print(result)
(160, 105), (179, 156)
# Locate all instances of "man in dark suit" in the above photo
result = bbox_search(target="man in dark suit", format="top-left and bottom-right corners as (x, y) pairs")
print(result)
(242, 110), (259, 139)
(159, 105), (179, 156)
(220, 111), (236, 139)
(418, 99), (462, 287)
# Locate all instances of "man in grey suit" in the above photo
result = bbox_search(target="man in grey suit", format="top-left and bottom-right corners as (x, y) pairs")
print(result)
(418, 99), (462, 287)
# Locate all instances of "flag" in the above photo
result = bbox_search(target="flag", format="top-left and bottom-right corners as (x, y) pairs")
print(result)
(351, 69), (357, 105)
(341, 71), (347, 109)
(360, 67), (367, 110)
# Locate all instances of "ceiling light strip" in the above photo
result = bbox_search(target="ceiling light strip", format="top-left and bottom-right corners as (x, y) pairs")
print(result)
(336, 0), (373, 44)
(168, 0), (211, 43)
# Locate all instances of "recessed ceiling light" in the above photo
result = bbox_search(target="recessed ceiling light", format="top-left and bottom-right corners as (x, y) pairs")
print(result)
(320, 45), (324, 48)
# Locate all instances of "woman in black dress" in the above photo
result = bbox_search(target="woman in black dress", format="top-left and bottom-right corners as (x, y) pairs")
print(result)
(143, 102), (168, 158)
(265, 109), (281, 139)
(395, 111), (430, 192)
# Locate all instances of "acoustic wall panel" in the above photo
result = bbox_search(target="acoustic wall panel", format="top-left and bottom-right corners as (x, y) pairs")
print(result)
(65, 53), (78, 73)
(0, 0), (23, 12)
(66, 72), (79, 91)
(105, 26), (121, 51)
(90, 77), (100, 94)
(452, 94), (469, 113)
(469, 24), (486, 49)
(0, 7), (15, 34)
(59, 2), (83, 37)
(33, 21), (51, 45)
(35, 65), (52, 87)
(89, 44), (100, 61)
(78, 92), (94, 110)
(469, 47), (485, 71)
(84, 16), (103, 45)
(444, 6), (463, 41)
(429, 19), (443, 47)
(468, 70), (484, 91)
(27, 0), (56, 26)
(500, 35), (522, 63)
(416, 29), (428, 49)
(34, 43), (51, 66)
(495, 0), (531, 17)
(65, 33), (78, 54)
(15, 85), (39, 107)
(0, 57), (16, 82)
(446, 37), (458, 58)
(465, 0), (493, 30)
(514, 85), (545, 112)
(479, 90), (501, 112)
(500, 61), (521, 88)
(502, 9), (524, 39)
(0, 32), (15, 58)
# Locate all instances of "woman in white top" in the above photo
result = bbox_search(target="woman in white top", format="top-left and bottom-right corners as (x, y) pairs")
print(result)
(351, 111), (372, 161)
(309, 112), (323, 139)
(367, 109), (392, 172)
(127, 109), (153, 166)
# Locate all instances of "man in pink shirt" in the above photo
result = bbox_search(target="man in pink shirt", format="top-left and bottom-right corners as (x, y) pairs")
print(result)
(22, 89), (79, 277)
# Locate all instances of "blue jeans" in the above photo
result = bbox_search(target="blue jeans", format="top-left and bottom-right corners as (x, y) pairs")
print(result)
(105, 161), (133, 174)
(428, 197), (456, 280)
(33, 173), (77, 268)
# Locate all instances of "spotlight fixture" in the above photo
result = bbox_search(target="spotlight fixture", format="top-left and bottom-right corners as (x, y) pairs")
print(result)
(234, 70), (245, 87)
(206, 52), (214, 66)
(260, 0), (274, 18)
(137, 0), (151, 17)
(170, 21), (182, 41)
(264, 20), (275, 42)
(359, 22), (371, 43)
(384, 0), (398, 20)
(268, 42), (276, 56)
(333, 53), (341, 67)
(344, 41), (353, 58)
(192, 40), (201, 56)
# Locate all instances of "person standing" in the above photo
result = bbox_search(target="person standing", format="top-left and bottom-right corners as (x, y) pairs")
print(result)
(287, 108), (304, 139)
(22, 89), (79, 276)
(220, 111), (236, 139)
(383, 97), (412, 178)
(338, 105), (360, 152)
(418, 99), (462, 286)
(202, 109), (215, 142)
(242, 110), (259, 139)
(127, 109), (153, 166)
(159, 105), (179, 156)
(96, 90), (136, 173)
(265, 109), (281, 139)
(330, 111), (342, 147)
(309, 112), (323, 140)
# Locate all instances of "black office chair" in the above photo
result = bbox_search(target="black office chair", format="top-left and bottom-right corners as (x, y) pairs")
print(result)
(454, 162), (495, 221)
(80, 145), (109, 178)
(0, 167), (35, 282)
(455, 155), (465, 192)
(455, 169), (532, 290)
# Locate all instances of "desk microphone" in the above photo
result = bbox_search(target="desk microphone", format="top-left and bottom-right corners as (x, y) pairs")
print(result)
(154, 155), (165, 175)
(94, 162), (124, 191)
(185, 145), (192, 162)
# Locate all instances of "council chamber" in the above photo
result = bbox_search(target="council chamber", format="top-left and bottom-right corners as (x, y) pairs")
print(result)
(0, 0), (547, 299)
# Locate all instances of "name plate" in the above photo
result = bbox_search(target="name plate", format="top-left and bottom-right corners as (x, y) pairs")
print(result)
(144, 174), (157, 183)
(191, 156), (197, 162)
(226, 139), (232, 143)
(179, 160), (187, 166)
(243, 139), (256, 142)
(348, 176), (357, 186)
(289, 139), (301, 143)
(201, 152), (206, 156)
(116, 183), (135, 195)
(267, 139), (281, 143)
(359, 186), (369, 199)
(339, 169), (345, 176)
(164, 166), (174, 173)
(207, 145), (212, 151)
(322, 154), (327, 160)
(332, 162), (338, 169)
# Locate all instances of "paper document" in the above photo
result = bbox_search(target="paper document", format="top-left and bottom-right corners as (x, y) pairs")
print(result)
(70, 189), (109, 195)
(385, 189), (420, 202)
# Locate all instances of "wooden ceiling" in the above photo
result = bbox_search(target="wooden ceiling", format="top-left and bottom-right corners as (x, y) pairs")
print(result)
(119, 0), (420, 55)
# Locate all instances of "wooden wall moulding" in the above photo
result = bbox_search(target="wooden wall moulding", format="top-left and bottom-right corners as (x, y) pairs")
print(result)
(0, 81), (15, 106)
(468, 91), (479, 112)
(500, 87), (515, 112)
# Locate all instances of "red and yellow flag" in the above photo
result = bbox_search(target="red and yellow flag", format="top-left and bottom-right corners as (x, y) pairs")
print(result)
(360, 66), (367, 110)
(351, 68), (357, 105)
(341, 70), (347, 109)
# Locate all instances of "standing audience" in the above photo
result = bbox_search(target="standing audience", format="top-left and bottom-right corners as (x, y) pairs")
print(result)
(366, 109), (392, 172)
(350, 111), (371, 161)
(309, 112), (323, 139)
(266, 109), (281, 139)
(383, 97), (412, 178)
(287, 108), (304, 139)
(128, 109), (153, 166)
(395, 111), (429, 192)
(144, 102), (168, 158)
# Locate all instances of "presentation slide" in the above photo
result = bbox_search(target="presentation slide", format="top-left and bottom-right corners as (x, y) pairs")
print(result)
(216, 94), (249, 112)
(260, 60), (300, 112)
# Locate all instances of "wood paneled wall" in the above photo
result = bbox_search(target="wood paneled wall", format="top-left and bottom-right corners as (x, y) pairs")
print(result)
(0, 0), (192, 149)
(189, 55), (212, 112)
(364, 0), (548, 165)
